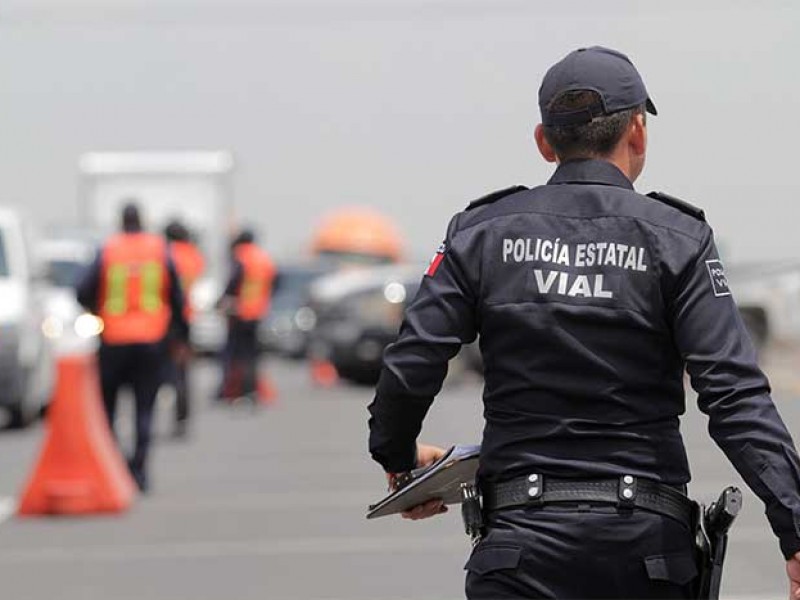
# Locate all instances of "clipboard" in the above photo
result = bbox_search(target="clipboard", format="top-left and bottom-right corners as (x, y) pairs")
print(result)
(366, 444), (480, 519)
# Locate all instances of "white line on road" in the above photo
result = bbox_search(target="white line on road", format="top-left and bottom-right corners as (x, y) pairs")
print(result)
(316, 595), (786, 600)
(0, 524), (780, 563)
(309, 595), (786, 600)
(0, 534), (467, 564)
(0, 523), (778, 563)
(146, 489), (379, 512)
(0, 496), (15, 525)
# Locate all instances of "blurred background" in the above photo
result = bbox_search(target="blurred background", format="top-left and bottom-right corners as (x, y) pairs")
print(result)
(0, 1), (798, 598)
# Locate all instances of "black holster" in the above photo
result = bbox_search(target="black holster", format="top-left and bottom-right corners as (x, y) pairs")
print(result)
(460, 483), (484, 545)
(693, 487), (742, 599)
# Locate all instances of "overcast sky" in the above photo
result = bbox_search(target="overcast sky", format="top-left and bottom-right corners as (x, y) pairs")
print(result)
(1, 0), (798, 262)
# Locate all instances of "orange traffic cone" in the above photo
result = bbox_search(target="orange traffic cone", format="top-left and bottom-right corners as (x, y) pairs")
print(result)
(310, 359), (339, 387)
(257, 375), (278, 406)
(18, 354), (136, 516)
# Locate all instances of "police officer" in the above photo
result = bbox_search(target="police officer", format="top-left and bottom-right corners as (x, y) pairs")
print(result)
(164, 220), (205, 437)
(217, 229), (275, 402)
(368, 46), (800, 598)
(77, 203), (188, 492)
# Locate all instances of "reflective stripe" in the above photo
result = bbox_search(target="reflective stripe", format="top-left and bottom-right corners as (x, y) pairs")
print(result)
(103, 261), (163, 315)
(141, 261), (164, 313)
(241, 277), (263, 303)
(104, 263), (130, 315)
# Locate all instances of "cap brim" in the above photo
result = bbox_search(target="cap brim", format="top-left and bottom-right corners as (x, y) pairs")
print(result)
(646, 98), (657, 116)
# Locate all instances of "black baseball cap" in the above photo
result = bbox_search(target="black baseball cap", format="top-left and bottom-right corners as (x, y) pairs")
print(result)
(539, 46), (657, 127)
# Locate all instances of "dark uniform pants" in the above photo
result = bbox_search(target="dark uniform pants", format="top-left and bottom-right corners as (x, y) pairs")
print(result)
(98, 342), (166, 480)
(465, 505), (697, 600)
(220, 317), (260, 399)
(173, 357), (189, 423)
(164, 328), (191, 424)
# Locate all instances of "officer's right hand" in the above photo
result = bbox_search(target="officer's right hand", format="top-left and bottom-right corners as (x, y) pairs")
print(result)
(788, 552), (800, 599)
(399, 443), (449, 521)
(401, 499), (447, 520)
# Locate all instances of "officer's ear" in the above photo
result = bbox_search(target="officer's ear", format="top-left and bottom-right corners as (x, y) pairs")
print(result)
(534, 124), (558, 163)
(629, 112), (647, 157)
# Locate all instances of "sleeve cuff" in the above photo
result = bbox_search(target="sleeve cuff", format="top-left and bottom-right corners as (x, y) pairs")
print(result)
(780, 535), (800, 560)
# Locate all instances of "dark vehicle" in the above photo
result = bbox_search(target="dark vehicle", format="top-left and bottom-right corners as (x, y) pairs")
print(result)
(308, 265), (422, 384)
(259, 262), (331, 358)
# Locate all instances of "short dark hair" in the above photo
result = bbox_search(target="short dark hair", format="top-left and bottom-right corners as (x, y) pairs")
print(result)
(121, 202), (142, 233)
(232, 228), (255, 247)
(542, 90), (643, 161)
(164, 220), (189, 242)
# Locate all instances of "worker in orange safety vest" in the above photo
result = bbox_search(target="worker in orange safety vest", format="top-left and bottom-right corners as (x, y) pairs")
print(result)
(77, 203), (188, 492)
(164, 220), (205, 438)
(217, 229), (275, 403)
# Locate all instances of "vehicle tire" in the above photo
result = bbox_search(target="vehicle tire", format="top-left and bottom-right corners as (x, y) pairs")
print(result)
(7, 366), (40, 429)
(8, 396), (36, 429)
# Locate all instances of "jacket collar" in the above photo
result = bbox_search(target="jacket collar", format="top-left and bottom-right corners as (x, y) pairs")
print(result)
(547, 159), (634, 190)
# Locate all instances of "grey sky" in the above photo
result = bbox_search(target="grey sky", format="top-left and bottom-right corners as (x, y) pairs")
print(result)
(1, 0), (798, 262)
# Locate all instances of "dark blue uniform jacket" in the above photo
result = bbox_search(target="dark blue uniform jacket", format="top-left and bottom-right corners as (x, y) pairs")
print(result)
(368, 159), (800, 558)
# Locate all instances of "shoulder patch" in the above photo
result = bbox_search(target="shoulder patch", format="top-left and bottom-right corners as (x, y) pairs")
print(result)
(646, 191), (706, 221)
(466, 185), (528, 211)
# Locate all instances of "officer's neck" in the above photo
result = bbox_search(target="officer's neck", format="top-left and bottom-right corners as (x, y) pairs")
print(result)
(606, 136), (645, 183)
(557, 154), (638, 184)
(592, 148), (642, 184)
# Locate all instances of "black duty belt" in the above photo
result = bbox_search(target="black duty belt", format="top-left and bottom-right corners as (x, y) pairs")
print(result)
(482, 474), (694, 527)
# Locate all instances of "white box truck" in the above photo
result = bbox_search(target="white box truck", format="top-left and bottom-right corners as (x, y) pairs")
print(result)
(78, 151), (236, 352)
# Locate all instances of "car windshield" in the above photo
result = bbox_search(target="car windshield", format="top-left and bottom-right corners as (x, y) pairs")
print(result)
(46, 258), (87, 288)
(272, 268), (326, 310)
(0, 231), (8, 278)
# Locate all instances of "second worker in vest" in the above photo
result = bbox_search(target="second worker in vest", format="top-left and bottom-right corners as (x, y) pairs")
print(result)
(77, 203), (189, 492)
(164, 220), (205, 438)
(217, 229), (275, 403)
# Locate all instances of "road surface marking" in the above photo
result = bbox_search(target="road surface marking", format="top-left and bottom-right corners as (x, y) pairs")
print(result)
(147, 489), (379, 512)
(0, 535), (467, 563)
(0, 524), (779, 565)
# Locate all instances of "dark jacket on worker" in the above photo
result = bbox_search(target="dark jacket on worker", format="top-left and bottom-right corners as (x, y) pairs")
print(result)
(368, 158), (800, 559)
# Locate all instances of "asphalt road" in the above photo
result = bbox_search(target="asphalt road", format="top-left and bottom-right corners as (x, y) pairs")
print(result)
(0, 350), (797, 600)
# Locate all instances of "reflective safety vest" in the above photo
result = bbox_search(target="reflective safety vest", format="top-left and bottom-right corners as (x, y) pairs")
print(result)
(234, 243), (275, 321)
(170, 240), (205, 322)
(100, 233), (171, 345)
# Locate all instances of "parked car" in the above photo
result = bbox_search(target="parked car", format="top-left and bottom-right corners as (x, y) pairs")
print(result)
(38, 236), (103, 356)
(308, 264), (422, 384)
(259, 262), (331, 358)
(188, 277), (226, 354)
(0, 208), (56, 427)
